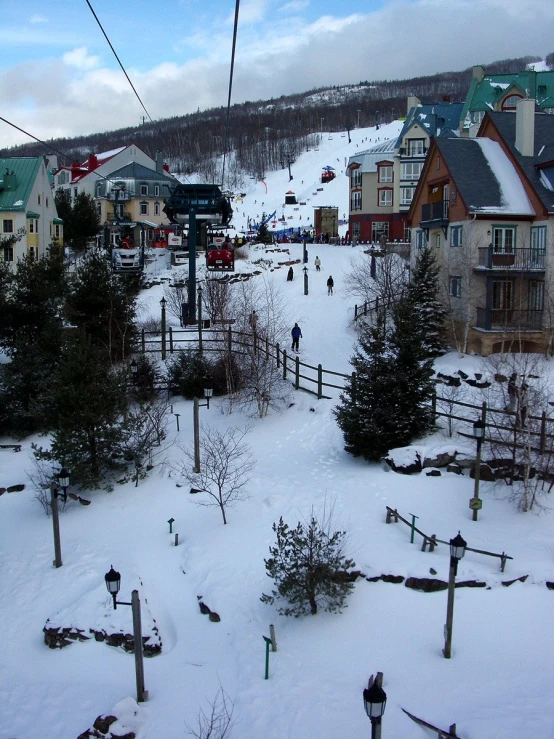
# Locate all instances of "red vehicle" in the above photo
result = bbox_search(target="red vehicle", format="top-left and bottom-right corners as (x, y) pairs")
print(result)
(206, 236), (235, 271)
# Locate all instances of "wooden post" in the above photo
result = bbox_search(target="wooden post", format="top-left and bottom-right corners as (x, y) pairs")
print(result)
(500, 553), (507, 572)
(253, 329), (258, 356)
(50, 483), (63, 568)
(540, 410), (547, 454)
(355, 304), (358, 320)
(227, 326), (232, 354)
(429, 534), (437, 552)
(317, 364), (323, 399)
(193, 398), (200, 473)
(131, 590), (148, 702)
(431, 388), (437, 419)
(283, 350), (288, 380)
(276, 342), (280, 368)
(295, 355), (300, 390)
(141, 328), (145, 354)
(174, 533), (179, 547)
(169, 326), (174, 354)
(269, 624), (277, 652)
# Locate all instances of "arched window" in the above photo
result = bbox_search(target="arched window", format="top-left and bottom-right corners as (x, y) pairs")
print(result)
(501, 94), (523, 110)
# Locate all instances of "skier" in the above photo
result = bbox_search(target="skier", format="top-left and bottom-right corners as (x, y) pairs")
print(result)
(327, 275), (334, 295)
(287, 266), (294, 281)
(291, 322), (302, 353)
(314, 256), (321, 272)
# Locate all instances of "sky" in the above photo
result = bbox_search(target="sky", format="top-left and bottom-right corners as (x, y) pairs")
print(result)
(1, 0), (553, 149)
(3, 128), (554, 737)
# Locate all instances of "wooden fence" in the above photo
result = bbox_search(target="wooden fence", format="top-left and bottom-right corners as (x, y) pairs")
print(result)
(139, 325), (554, 452)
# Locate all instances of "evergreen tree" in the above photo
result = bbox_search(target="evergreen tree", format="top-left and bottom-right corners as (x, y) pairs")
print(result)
(261, 514), (355, 616)
(257, 214), (272, 245)
(33, 338), (128, 491)
(406, 244), (447, 358)
(67, 252), (138, 362)
(335, 301), (435, 461)
(55, 189), (101, 251)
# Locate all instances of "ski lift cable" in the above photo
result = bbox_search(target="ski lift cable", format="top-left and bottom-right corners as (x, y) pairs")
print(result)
(221, 0), (241, 189)
(84, 0), (155, 125)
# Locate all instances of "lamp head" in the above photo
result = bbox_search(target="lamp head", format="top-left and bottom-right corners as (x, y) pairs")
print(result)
(450, 531), (467, 561)
(104, 566), (121, 596)
(363, 682), (387, 719)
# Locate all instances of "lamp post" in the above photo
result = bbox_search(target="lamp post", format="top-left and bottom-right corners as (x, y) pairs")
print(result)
(50, 467), (70, 568)
(197, 285), (203, 354)
(443, 532), (467, 659)
(303, 265), (308, 296)
(471, 418), (485, 521)
(193, 387), (213, 473)
(160, 296), (167, 361)
(363, 675), (387, 739)
(104, 566), (148, 703)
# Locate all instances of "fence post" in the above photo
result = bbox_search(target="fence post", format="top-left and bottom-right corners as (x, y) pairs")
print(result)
(169, 327), (174, 354)
(295, 355), (300, 390)
(317, 364), (323, 399)
(431, 388), (437, 420)
(265, 335), (269, 358)
(253, 330), (258, 356)
(227, 326), (232, 354)
(276, 342), (280, 368)
(141, 328), (145, 354)
(354, 304), (358, 320)
(283, 350), (287, 380)
(540, 410), (547, 454)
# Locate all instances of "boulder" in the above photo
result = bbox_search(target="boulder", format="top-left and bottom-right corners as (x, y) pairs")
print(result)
(382, 447), (422, 475)
(426, 470), (441, 477)
(405, 577), (448, 592)
(422, 450), (457, 468)
(446, 463), (463, 475)
(469, 464), (496, 482)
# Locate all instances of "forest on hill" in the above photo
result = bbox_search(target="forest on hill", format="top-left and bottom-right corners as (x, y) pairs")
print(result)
(1, 55), (544, 189)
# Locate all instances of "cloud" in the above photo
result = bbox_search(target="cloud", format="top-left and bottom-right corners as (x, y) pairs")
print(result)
(29, 15), (48, 24)
(278, 0), (310, 13)
(1, 0), (553, 148)
(62, 47), (101, 71)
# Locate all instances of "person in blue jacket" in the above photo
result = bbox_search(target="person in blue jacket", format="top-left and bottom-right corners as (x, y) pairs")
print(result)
(291, 322), (302, 352)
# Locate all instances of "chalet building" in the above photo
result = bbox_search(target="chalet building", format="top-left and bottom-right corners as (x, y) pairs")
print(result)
(347, 98), (463, 244)
(460, 65), (554, 134)
(0, 157), (63, 266)
(409, 100), (554, 355)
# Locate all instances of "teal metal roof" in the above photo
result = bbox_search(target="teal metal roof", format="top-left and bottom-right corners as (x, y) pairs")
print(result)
(461, 70), (554, 127)
(395, 101), (464, 148)
(0, 157), (41, 212)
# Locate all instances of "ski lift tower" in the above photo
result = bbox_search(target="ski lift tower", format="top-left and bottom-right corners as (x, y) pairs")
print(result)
(163, 184), (233, 321)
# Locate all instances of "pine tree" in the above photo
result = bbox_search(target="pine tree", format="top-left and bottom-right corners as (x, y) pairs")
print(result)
(261, 513), (355, 616)
(335, 301), (435, 461)
(406, 244), (447, 358)
(54, 189), (101, 251)
(257, 214), (272, 244)
(33, 337), (128, 491)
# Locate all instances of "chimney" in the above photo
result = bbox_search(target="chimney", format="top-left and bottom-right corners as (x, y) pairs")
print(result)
(88, 153), (99, 171)
(407, 95), (420, 116)
(71, 161), (82, 180)
(156, 150), (164, 174)
(2, 169), (17, 190)
(472, 65), (485, 83)
(515, 99), (535, 157)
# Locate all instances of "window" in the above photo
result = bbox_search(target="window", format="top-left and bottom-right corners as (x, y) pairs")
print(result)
(471, 111), (485, 124)
(140, 184), (148, 196)
(493, 226), (516, 253)
(416, 230), (425, 249)
(154, 202), (160, 216)
(530, 226), (547, 252)
(449, 276), (462, 298)
(54, 224), (61, 239)
(492, 280), (514, 310)
(73, 187), (78, 198)
(529, 281), (544, 311)
(378, 166), (393, 183)
(58, 171), (68, 185)
(2, 219), (14, 233)
(154, 185), (160, 197)
(378, 189), (392, 207)
(140, 201), (148, 215)
(436, 156), (441, 170)
(352, 222), (360, 238)
(401, 187), (415, 206)
(3, 245), (14, 262)
(351, 191), (362, 211)
(407, 139), (425, 156)
(28, 219), (38, 233)
(97, 203), (102, 218)
(28, 247), (36, 262)
(502, 94), (523, 110)
(38, 194), (41, 205)
(372, 222), (389, 242)
(46, 197), (49, 208)
(351, 169), (362, 187)
(434, 233), (441, 249)
(450, 225), (463, 247)
(401, 162), (423, 180)
(404, 226), (412, 243)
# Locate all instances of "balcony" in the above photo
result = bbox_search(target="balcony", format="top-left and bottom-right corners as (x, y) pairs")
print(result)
(476, 247), (546, 271)
(475, 308), (543, 331)
(420, 201), (449, 227)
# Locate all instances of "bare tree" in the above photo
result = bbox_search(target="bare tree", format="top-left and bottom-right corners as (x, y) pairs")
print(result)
(163, 271), (188, 323)
(344, 249), (408, 327)
(177, 425), (254, 524)
(120, 399), (172, 486)
(186, 688), (235, 739)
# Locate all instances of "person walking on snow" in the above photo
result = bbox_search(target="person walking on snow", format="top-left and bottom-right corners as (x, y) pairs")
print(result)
(287, 266), (294, 281)
(291, 322), (302, 353)
(314, 256), (321, 272)
(327, 275), (334, 295)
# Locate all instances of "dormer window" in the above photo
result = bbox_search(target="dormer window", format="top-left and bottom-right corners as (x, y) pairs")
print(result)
(378, 165), (393, 183)
(501, 94), (523, 111)
(154, 185), (160, 196)
(140, 184), (148, 196)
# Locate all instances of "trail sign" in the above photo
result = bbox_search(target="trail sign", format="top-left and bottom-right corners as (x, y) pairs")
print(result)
(469, 497), (482, 511)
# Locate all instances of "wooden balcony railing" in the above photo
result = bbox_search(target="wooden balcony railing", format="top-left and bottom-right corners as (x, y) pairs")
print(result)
(475, 308), (543, 331)
(476, 247), (546, 270)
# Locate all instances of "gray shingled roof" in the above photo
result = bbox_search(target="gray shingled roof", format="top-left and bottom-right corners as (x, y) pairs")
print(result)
(107, 161), (176, 182)
(486, 111), (554, 213)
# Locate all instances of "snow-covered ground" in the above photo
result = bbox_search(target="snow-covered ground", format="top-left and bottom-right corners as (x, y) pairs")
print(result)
(2, 126), (554, 739)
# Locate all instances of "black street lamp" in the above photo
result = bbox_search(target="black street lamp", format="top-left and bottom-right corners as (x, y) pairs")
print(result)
(471, 418), (485, 521)
(443, 532), (467, 658)
(197, 285), (204, 354)
(303, 265), (308, 296)
(104, 566), (148, 703)
(193, 388), (213, 472)
(160, 296), (167, 361)
(50, 467), (70, 568)
(363, 677), (387, 739)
